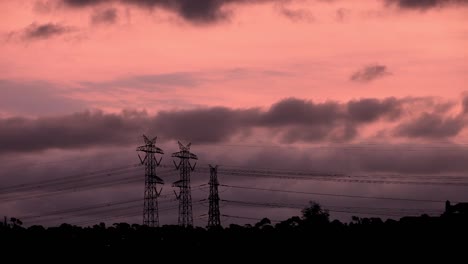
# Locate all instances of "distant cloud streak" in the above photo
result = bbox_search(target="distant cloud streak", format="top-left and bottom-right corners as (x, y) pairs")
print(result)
(80, 72), (201, 90)
(8, 22), (75, 41)
(350, 64), (390, 83)
(279, 7), (314, 22)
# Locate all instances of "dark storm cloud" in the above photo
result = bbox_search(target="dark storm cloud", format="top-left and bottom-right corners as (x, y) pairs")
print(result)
(385, 0), (468, 9)
(350, 64), (390, 83)
(91, 8), (118, 24)
(20, 22), (74, 40)
(55, 0), (290, 24)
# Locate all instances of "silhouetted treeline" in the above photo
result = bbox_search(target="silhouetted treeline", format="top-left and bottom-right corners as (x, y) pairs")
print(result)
(1, 202), (468, 259)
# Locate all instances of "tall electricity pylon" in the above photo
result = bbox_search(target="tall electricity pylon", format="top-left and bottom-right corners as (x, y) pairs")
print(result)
(137, 135), (164, 227)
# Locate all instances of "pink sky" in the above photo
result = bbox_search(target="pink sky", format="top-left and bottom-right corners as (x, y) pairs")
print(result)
(1, 0), (467, 114)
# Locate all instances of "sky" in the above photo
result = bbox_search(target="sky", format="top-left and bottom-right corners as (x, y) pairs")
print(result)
(1, 0), (468, 227)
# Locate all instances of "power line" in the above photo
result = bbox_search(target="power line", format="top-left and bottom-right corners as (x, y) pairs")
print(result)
(215, 167), (468, 186)
(35, 202), (175, 225)
(4, 162), (468, 201)
(19, 195), (174, 221)
(222, 199), (440, 214)
(68, 205), (180, 226)
(197, 142), (468, 150)
(220, 184), (447, 203)
(0, 167), (143, 197)
(219, 164), (468, 180)
(20, 187), (208, 226)
(0, 163), (144, 195)
(69, 201), (206, 226)
(0, 169), (177, 203)
(221, 200), (439, 218)
(179, 163), (468, 183)
(311, 176), (468, 186)
(24, 199), (180, 226)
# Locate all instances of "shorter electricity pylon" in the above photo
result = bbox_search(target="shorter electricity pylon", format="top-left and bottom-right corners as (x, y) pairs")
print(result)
(172, 141), (197, 227)
(207, 165), (221, 228)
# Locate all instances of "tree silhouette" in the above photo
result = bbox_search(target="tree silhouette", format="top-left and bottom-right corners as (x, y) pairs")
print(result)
(10, 217), (23, 227)
(301, 201), (329, 226)
(254, 218), (271, 229)
(1, 200), (467, 258)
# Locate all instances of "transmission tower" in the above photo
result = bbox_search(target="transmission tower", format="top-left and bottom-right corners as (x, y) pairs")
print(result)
(137, 135), (164, 227)
(172, 141), (197, 227)
(208, 165), (221, 228)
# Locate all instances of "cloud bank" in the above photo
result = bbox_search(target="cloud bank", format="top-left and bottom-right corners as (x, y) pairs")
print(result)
(1, 95), (467, 154)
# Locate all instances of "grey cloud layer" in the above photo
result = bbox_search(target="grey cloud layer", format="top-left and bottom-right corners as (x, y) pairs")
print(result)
(0, 80), (86, 115)
(1, 96), (467, 154)
(2, 142), (468, 228)
(58, 0), (289, 23)
(386, 0), (468, 9)
(49, 0), (468, 26)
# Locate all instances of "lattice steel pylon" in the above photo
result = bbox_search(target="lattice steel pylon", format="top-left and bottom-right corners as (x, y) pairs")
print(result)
(172, 141), (198, 227)
(208, 165), (221, 228)
(137, 135), (164, 227)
